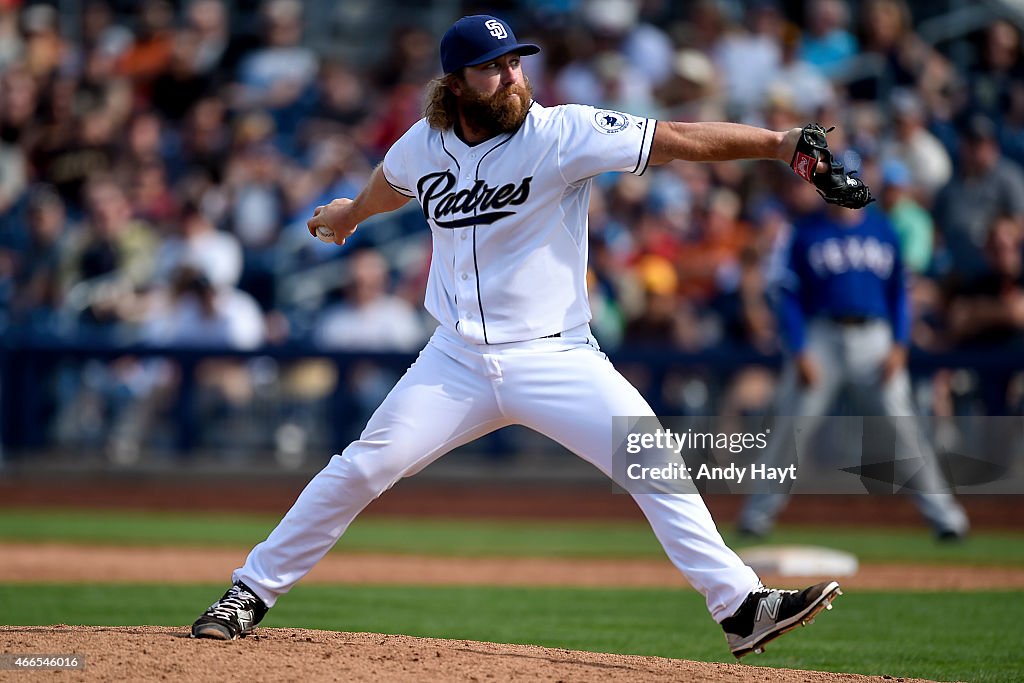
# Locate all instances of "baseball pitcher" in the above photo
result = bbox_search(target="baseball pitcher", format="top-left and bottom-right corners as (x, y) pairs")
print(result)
(192, 15), (868, 658)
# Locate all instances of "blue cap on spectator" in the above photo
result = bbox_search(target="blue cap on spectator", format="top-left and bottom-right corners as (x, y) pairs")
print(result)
(440, 15), (540, 74)
(881, 159), (911, 188)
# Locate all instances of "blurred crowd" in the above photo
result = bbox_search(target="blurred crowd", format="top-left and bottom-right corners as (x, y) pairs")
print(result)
(1, 0), (1023, 369)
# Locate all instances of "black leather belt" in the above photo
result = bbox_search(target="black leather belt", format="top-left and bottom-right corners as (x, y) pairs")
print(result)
(541, 332), (562, 339)
(830, 315), (874, 325)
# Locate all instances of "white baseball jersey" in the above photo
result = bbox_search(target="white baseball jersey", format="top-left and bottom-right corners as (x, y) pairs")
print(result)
(381, 102), (657, 344)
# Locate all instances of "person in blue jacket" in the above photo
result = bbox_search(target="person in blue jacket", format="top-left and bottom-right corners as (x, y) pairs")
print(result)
(737, 199), (969, 539)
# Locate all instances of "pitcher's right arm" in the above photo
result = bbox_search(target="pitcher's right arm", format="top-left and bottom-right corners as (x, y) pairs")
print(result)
(306, 165), (412, 245)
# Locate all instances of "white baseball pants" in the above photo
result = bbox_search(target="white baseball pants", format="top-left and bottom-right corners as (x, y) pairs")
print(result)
(235, 323), (760, 621)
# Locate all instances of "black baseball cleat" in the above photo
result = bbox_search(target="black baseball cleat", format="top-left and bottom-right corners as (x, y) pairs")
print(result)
(191, 581), (269, 640)
(721, 580), (841, 659)
(936, 528), (968, 543)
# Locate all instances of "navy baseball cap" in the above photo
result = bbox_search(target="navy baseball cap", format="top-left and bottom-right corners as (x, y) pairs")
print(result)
(440, 15), (540, 74)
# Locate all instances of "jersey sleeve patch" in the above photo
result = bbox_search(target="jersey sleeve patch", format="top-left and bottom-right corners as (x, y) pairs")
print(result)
(590, 110), (633, 134)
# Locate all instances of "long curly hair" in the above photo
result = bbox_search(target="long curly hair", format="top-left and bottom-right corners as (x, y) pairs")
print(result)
(424, 74), (461, 130)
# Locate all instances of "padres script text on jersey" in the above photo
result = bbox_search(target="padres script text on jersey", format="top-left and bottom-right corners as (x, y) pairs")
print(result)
(382, 103), (656, 344)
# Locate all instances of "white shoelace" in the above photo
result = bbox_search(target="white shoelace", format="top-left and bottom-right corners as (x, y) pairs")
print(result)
(206, 587), (256, 620)
(753, 585), (798, 597)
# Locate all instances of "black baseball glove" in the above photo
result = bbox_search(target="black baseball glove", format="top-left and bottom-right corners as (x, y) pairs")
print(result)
(790, 124), (874, 209)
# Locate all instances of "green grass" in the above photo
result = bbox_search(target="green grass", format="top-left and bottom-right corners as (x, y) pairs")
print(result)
(2, 509), (1019, 681)
(0, 508), (1021, 566)
(1, 584), (1019, 682)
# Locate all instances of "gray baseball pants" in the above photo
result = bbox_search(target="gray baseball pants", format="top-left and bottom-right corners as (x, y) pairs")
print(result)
(738, 319), (969, 536)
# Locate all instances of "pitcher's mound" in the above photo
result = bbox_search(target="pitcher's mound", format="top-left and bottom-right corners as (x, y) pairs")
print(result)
(0, 626), (931, 682)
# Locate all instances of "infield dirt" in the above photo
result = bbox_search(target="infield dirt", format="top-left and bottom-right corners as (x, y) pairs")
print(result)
(0, 544), (985, 683)
(0, 626), (940, 683)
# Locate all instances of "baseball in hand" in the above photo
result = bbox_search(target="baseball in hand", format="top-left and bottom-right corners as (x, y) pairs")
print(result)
(316, 225), (336, 243)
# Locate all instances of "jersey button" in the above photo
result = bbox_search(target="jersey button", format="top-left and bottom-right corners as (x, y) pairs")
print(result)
(461, 233), (468, 240)
(461, 273), (469, 280)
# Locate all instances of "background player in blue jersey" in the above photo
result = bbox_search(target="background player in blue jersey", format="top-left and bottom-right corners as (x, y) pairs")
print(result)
(737, 183), (969, 540)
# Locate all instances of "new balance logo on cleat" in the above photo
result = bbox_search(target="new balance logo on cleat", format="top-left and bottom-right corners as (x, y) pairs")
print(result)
(754, 590), (782, 622)
(720, 581), (842, 659)
(236, 609), (254, 632)
(191, 582), (269, 641)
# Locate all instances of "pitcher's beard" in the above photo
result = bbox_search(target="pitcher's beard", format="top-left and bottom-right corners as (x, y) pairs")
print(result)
(459, 80), (533, 136)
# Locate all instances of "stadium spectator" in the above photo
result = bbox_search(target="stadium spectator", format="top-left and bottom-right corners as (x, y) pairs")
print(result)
(153, 200), (242, 290)
(585, 189), (632, 348)
(232, 0), (319, 153)
(144, 264), (265, 349)
(553, 3), (657, 115)
(60, 176), (157, 334)
(714, 246), (779, 421)
(798, 0), (858, 78)
(709, 1), (783, 120)
(34, 100), (121, 213)
(847, 0), (953, 108)
(675, 187), (752, 303)
(998, 78), (1024, 170)
(0, 1), (23, 71)
(583, 0), (674, 96)
(879, 158), (933, 275)
(623, 253), (703, 351)
(180, 95), (232, 180)
(305, 60), (372, 139)
(224, 137), (292, 309)
(713, 244), (777, 356)
(77, 34), (134, 137)
(313, 248), (426, 352)
(363, 24), (438, 155)
(128, 157), (179, 231)
(183, 0), (237, 85)
(945, 215), (1024, 417)
(115, 0), (176, 104)
(656, 48), (723, 122)
(933, 114), (1024, 280)
(0, 64), (38, 148)
(763, 22), (835, 122)
(150, 24), (216, 122)
(21, 3), (71, 81)
(7, 186), (68, 330)
(372, 24), (439, 91)
(946, 216), (1024, 348)
(878, 89), (952, 202)
(79, 0), (133, 61)
(963, 19), (1023, 129)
